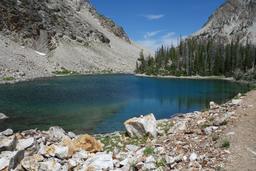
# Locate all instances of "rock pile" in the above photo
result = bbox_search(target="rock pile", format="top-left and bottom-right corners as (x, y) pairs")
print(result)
(0, 94), (245, 170)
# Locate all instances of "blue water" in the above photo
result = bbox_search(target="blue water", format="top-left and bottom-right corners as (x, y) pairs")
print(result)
(0, 74), (250, 134)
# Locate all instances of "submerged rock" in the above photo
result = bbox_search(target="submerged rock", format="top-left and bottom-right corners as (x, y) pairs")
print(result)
(0, 113), (8, 120)
(124, 113), (157, 138)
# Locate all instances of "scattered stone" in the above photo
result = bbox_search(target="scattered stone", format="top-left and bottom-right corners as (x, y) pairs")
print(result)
(124, 113), (157, 138)
(0, 129), (13, 136)
(189, 152), (198, 161)
(143, 156), (156, 170)
(226, 132), (235, 136)
(204, 126), (218, 135)
(21, 154), (44, 171)
(16, 137), (35, 151)
(68, 131), (76, 139)
(48, 126), (66, 141)
(85, 152), (114, 170)
(232, 99), (241, 105)
(213, 117), (227, 126)
(210, 101), (218, 109)
(0, 135), (16, 152)
(125, 144), (139, 152)
(71, 134), (103, 153)
(53, 145), (69, 159)
(168, 120), (187, 134)
(38, 158), (62, 171)
(0, 150), (24, 170)
(73, 150), (89, 159)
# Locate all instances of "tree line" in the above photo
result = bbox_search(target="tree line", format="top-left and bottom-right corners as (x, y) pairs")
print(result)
(135, 38), (256, 81)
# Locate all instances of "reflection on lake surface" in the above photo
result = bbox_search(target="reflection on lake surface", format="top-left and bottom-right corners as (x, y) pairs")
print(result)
(0, 74), (250, 134)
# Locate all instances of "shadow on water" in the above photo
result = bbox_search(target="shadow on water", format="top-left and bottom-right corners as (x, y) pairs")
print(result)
(0, 74), (250, 134)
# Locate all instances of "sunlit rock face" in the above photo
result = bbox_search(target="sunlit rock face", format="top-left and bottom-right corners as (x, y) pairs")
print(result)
(193, 0), (256, 45)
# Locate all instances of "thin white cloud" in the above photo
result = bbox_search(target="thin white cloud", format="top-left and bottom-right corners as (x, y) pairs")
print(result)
(142, 14), (165, 20)
(137, 32), (186, 51)
(144, 30), (163, 39)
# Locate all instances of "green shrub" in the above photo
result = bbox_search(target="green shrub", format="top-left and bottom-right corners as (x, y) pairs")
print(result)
(3, 76), (15, 81)
(52, 67), (78, 75)
(221, 139), (230, 148)
(143, 146), (154, 156)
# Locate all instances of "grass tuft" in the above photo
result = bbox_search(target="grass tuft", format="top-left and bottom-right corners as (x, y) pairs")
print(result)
(143, 146), (155, 156)
(221, 139), (230, 148)
(3, 76), (15, 81)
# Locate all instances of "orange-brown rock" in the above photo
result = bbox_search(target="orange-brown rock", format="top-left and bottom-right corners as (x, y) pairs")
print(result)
(62, 134), (103, 155)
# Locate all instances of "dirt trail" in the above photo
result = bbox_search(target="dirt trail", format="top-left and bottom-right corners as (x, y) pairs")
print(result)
(225, 90), (256, 171)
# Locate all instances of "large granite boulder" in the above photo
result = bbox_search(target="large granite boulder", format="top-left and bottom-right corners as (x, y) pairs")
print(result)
(48, 126), (67, 142)
(0, 135), (16, 152)
(16, 137), (35, 151)
(124, 114), (157, 138)
(0, 150), (24, 170)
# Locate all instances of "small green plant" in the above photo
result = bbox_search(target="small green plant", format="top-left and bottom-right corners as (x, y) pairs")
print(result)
(3, 76), (15, 81)
(221, 139), (230, 148)
(52, 67), (78, 75)
(216, 166), (225, 171)
(156, 158), (166, 167)
(143, 146), (155, 156)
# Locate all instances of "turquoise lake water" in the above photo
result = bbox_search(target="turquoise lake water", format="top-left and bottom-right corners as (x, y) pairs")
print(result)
(0, 74), (250, 134)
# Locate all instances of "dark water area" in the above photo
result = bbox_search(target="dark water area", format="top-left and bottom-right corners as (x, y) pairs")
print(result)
(0, 74), (250, 134)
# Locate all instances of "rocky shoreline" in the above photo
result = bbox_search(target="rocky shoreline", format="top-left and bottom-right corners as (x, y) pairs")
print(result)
(0, 91), (249, 171)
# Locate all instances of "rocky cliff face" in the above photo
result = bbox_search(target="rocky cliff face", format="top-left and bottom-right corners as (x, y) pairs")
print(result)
(193, 0), (256, 44)
(0, 0), (149, 81)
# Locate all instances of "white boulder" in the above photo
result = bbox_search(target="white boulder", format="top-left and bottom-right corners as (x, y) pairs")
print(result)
(48, 126), (66, 141)
(21, 154), (44, 171)
(16, 137), (35, 151)
(0, 150), (24, 170)
(0, 129), (13, 136)
(85, 152), (114, 170)
(124, 114), (157, 138)
(38, 158), (62, 171)
(0, 135), (16, 152)
(54, 145), (69, 159)
(168, 120), (187, 134)
(232, 99), (242, 105)
(189, 152), (198, 161)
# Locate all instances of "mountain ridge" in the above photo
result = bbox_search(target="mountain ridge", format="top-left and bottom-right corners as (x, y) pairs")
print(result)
(193, 0), (256, 44)
(0, 0), (150, 82)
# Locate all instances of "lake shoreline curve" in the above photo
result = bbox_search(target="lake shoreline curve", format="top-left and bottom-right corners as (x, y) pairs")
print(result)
(1, 89), (255, 170)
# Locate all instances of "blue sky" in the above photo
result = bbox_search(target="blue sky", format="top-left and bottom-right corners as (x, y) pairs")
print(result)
(91, 0), (225, 50)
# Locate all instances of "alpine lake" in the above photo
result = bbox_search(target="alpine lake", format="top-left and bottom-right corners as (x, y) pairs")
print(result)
(0, 74), (251, 134)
